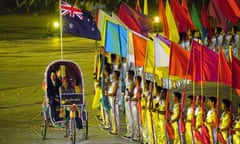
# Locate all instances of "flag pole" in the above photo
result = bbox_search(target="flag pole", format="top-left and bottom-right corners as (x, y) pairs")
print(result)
(94, 40), (98, 75)
(216, 48), (221, 135)
(59, 0), (63, 59)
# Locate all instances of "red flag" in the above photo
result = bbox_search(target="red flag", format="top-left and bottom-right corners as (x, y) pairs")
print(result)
(181, 0), (189, 12)
(202, 125), (210, 144)
(118, 2), (153, 35)
(201, 4), (208, 29)
(158, 0), (169, 38)
(194, 129), (202, 141)
(208, 0), (228, 31)
(201, 3), (211, 29)
(232, 54), (240, 89)
(218, 132), (227, 144)
(218, 49), (232, 86)
(171, 0), (195, 33)
(135, 0), (142, 13)
(201, 3), (213, 40)
(215, 0), (238, 24)
(180, 120), (186, 133)
(188, 41), (219, 82)
(132, 33), (147, 66)
(165, 90), (175, 139)
(166, 122), (175, 139)
(169, 42), (190, 78)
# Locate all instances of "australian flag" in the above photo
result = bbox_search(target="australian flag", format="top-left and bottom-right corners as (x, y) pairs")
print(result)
(61, 1), (101, 40)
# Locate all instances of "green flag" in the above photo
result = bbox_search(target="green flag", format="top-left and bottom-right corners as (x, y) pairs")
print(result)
(191, 2), (204, 40)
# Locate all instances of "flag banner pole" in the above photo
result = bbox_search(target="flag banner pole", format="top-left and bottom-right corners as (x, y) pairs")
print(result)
(217, 48), (220, 115)
(216, 49), (220, 132)
(151, 38), (156, 143)
(59, 0), (63, 59)
(93, 40), (98, 74)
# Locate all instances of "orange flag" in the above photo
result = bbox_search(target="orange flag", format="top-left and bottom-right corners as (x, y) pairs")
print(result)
(132, 33), (147, 66)
(158, 0), (169, 37)
(169, 42), (190, 78)
(228, 0), (240, 17)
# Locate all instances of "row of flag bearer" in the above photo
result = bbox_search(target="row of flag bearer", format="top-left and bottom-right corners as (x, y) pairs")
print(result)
(92, 51), (240, 144)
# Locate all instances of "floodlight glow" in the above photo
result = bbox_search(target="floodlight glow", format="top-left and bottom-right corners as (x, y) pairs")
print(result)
(154, 16), (159, 23)
(53, 21), (59, 28)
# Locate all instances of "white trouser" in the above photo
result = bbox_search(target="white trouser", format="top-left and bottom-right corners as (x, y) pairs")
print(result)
(125, 100), (133, 137)
(109, 97), (119, 133)
(131, 101), (141, 141)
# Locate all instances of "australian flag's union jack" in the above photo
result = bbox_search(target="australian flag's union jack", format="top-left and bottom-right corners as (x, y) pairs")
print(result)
(61, 1), (101, 40)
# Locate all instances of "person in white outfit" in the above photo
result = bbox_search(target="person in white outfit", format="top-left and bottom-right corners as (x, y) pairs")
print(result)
(131, 75), (142, 142)
(107, 70), (121, 135)
(123, 70), (135, 139)
(231, 26), (239, 58)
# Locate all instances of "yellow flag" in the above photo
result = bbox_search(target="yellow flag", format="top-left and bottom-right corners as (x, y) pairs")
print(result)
(144, 39), (154, 73)
(165, 0), (179, 43)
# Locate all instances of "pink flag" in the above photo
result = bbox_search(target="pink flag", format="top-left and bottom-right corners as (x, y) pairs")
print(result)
(188, 41), (219, 82)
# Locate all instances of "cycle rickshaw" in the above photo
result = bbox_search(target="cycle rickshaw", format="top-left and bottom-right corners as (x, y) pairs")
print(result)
(41, 59), (88, 144)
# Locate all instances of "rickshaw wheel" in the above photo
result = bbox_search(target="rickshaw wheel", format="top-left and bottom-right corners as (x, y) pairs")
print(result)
(41, 111), (47, 140)
(70, 119), (76, 144)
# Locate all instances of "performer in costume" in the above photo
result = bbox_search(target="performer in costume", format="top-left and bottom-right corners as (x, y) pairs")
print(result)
(233, 104), (240, 144)
(185, 95), (194, 144)
(100, 63), (111, 130)
(155, 87), (167, 144)
(123, 70), (135, 139)
(119, 58), (127, 113)
(170, 92), (181, 144)
(216, 27), (224, 53)
(222, 30), (232, 60)
(146, 81), (155, 144)
(152, 85), (159, 144)
(194, 95), (205, 144)
(141, 80), (150, 144)
(231, 26), (239, 58)
(107, 70), (121, 135)
(131, 75), (142, 142)
(206, 96), (218, 144)
(219, 99), (232, 144)
(208, 28), (217, 51)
